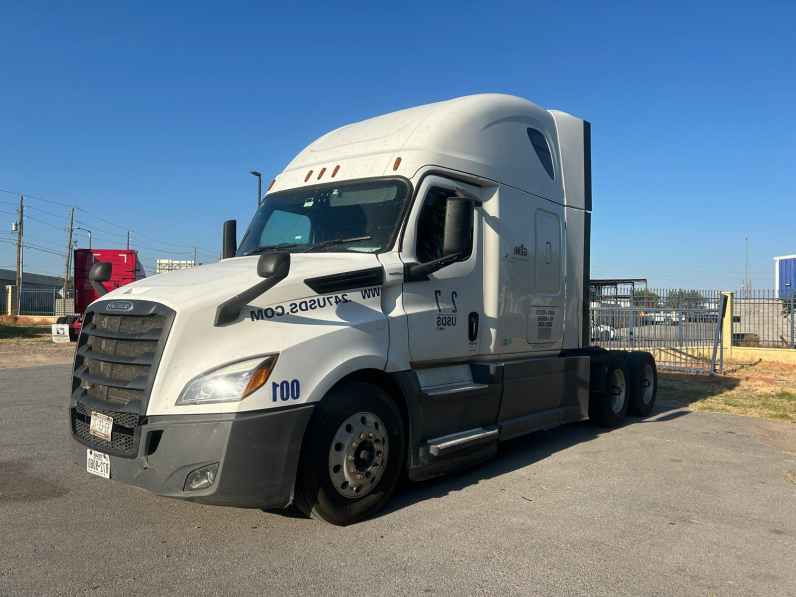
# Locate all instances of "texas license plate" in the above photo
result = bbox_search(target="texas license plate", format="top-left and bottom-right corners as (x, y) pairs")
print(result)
(89, 411), (113, 441)
(86, 449), (110, 479)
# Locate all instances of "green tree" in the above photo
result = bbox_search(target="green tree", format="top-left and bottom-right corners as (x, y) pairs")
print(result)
(56, 277), (74, 290)
(633, 289), (660, 307)
(664, 290), (706, 309)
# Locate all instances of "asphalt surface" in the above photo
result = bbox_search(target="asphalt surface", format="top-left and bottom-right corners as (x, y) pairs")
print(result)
(1, 365), (794, 597)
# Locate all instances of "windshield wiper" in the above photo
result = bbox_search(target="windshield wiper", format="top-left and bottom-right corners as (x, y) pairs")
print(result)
(245, 243), (298, 256)
(302, 236), (372, 253)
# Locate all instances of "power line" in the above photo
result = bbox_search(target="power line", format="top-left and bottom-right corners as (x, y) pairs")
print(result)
(24, 215), (66, 230)
(25, 205), (70, 221)
(130, 235), (195, 255)
(1, 187), (216, 253)
(78, 209), (217, 252)
(73, 219), (127, 239)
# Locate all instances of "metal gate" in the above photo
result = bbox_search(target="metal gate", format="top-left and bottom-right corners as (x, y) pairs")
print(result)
(589, 293), (728, 374)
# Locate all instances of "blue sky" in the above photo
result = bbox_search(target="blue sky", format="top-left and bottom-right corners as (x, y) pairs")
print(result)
(1, 1), (793, 289)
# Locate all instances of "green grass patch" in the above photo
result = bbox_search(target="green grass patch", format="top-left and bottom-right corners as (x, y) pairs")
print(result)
(774, 390), (796, 402)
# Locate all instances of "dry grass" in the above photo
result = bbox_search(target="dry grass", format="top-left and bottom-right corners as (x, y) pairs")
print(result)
(0, 315), (53, 342)
(658, 360), (796, 422)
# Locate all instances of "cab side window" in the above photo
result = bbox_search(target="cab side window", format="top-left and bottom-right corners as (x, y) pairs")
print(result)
(415, 187), (473, 263)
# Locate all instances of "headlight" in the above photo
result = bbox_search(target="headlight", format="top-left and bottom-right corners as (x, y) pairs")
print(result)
(176, 355), (278, 406)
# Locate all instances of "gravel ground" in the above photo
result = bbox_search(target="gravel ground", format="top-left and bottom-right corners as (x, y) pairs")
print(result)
(0, 364), (794, 597)
(0, 342), (73, 369)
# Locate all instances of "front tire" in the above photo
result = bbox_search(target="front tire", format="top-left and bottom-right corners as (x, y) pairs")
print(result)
(589, 354), (630, 427)
(294, 382), (405, 526)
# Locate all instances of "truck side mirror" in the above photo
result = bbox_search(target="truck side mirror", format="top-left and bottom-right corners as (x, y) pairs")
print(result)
(405, 197), (475, 282)
(443, 197), (474, 259)
(89, 262), (112, 297)
(222, 220), (237, 259)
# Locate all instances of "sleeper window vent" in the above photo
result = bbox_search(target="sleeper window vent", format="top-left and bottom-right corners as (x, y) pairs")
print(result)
(527, 128), (555, 180)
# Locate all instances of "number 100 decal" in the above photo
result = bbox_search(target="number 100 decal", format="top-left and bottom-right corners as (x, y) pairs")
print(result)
(272, 379), (301, 402)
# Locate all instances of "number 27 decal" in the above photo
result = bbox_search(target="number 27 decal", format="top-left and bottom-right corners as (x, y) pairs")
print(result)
(434, 290), (458, 313)
(272, 379), (301, 402)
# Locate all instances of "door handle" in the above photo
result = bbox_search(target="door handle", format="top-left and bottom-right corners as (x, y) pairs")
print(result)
(468, 312), (479, 342)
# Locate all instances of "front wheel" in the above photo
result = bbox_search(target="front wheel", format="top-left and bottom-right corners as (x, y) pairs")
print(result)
(293, 382), (405, 526)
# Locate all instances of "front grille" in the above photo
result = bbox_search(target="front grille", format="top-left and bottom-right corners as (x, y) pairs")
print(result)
(75, 401), (141, 429)
(70, 302), (174, 458)
(74, 418), (136, 455)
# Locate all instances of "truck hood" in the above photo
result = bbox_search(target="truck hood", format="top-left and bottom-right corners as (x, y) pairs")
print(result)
(99, 253), (384, 309)
(90, 252), (394, 417)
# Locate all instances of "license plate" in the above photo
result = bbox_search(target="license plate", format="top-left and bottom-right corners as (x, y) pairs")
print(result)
(89, 411), (113, 441)
(86, 449), (110, 479)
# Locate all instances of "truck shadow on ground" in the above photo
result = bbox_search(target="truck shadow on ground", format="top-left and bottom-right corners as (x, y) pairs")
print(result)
(375, 403), (693, 519)
(656, 371), (741, 407)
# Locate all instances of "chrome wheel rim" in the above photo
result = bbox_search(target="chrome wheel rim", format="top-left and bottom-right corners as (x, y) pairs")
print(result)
(641, 364), (655, 405)
(610, 369), (627, 413)
(329, 412), (388, 498)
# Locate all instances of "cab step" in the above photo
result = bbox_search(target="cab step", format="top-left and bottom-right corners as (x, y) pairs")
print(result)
(423, 426), (499, 457)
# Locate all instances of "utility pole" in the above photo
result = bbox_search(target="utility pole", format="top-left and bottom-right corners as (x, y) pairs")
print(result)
(126, 231), (130, 250)
(193, 247), (197, 266)
(64, 208), (74, 301)
(13, 196), (23, 315)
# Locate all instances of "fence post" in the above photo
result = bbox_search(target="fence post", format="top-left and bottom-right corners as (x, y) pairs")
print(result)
(710, 294), (728, 376)
(791, 292), (795, 350)
(721, 292), (733, 360)
(678, 290), (683, 347)
(629, 304), (634, 348)
(7, 286), (18, 316)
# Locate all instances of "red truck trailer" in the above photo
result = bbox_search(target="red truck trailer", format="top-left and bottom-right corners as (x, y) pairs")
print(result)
(54, 249), (146, 341)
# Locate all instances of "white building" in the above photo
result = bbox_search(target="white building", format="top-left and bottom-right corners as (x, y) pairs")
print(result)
(156, 259), (196, 274)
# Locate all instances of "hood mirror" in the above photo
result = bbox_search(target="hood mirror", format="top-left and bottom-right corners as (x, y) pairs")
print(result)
(257, 251), (290, 279)
(215, 252), (291, 326)
(89, 262), (112, 297)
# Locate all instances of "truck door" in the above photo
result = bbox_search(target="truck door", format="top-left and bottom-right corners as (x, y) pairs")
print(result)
(401, 177), (483, 363)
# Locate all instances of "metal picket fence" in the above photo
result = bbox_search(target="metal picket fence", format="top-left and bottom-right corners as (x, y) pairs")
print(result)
(590, 286), (727, 374)
(18, 287), (75, 317)
(733, 290), (795, 349)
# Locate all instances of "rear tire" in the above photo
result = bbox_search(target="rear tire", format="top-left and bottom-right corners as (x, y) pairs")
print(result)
(56, 316), (66, 324)
(627, 352), (657, 417)
(294, 382), (405, 526)
(589, 354), (630, 427)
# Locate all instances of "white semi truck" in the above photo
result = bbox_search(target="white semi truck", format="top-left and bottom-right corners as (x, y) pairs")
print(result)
(68, 94), (657, 525)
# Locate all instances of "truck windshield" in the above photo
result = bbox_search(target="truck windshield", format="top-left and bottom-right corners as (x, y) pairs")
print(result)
(236, 179), (410, 256)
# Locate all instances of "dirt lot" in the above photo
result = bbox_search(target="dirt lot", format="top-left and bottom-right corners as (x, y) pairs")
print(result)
(0, 318), (73, 368)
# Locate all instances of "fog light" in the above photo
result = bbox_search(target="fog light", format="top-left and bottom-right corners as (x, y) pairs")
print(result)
(184, 463), (219, 492)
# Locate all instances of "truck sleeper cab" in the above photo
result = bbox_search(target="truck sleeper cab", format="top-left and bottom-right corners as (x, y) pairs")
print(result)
(68, 94), (658, 525)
